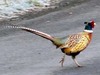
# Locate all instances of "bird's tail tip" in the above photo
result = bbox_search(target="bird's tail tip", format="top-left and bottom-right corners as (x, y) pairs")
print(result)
(5, 25), (21, 29)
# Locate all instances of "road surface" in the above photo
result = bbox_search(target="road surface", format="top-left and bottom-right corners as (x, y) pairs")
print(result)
(0, 0), (100, 75)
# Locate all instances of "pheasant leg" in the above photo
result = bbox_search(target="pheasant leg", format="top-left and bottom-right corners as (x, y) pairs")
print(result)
(59, 54), (66, 67)
(72, 57), (82, 67)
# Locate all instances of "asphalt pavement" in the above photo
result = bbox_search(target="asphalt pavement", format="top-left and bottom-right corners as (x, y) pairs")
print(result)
(0, 0), (100, 75)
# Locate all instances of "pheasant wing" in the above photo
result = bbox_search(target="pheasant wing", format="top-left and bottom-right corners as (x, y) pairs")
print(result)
(59, 32), (90, 53)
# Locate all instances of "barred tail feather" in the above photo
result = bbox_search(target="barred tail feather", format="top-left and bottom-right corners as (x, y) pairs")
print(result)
(6, 26), (54, 41)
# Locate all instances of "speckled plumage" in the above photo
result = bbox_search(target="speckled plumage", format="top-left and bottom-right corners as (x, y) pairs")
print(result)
(60, 32), (92, 56)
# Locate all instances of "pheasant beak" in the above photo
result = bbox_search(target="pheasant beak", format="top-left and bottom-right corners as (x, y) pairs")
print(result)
(94, 23), (96, 26)
(93, 22), (96, 28)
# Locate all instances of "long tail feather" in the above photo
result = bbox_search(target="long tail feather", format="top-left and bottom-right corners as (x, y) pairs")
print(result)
(6, 26), (54, 41)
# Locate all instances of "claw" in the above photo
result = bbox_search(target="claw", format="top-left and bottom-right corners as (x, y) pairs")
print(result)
(59, 54), (66, 67)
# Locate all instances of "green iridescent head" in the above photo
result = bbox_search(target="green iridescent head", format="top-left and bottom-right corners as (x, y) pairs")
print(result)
(84, 20), (96, 30)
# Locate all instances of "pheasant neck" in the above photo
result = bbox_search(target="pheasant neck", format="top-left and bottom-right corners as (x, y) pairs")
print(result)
(84, 30), (93, 33)
(89, 33), (92, 40)
(84, 30), (93, 40)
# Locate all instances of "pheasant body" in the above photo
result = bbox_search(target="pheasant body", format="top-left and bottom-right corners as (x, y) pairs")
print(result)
(6, 20), (96, 67)
(60, 32), (92, 56)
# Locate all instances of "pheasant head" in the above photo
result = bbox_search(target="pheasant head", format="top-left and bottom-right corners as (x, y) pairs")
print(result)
(84, 20), (96, 33)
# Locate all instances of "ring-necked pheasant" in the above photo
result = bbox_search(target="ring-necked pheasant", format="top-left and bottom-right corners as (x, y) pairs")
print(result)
(6, 20), (96, 67)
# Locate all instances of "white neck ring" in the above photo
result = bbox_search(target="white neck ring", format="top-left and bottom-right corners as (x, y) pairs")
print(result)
(84, 30), (93, 33)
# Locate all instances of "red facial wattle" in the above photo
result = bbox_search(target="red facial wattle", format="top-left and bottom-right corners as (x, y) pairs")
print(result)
(91, 21), (95, 28)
